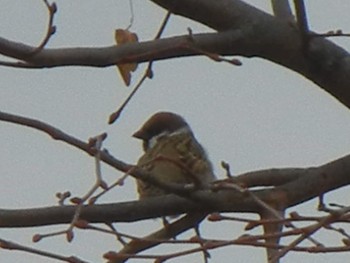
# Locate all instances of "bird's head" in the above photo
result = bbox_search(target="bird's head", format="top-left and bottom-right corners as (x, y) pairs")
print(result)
(133, 112), (191, 151)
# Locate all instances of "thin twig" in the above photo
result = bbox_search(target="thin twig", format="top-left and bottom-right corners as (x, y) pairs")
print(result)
(186, 28), (242, 66)
(213, 180), (321, 248)
(0, 238), (90, 263)
(293, 0), (310, 47)
(221, 161), (233, 178)
(67, 133), (108, 230)
(109, 12), (171, 124)
(311, 31), (350, 38)
(271, 207), (350, 262)
(193, 226), (211, 263)
(270, 0), (294, 21)
(35, 133), (109, 242)
(0, 110), (133, 172)
(125, 0), (134, 30)
(0, 110), (213, 206)
(90, 173), (129, 202)
(109, 223), (350, 262)
(293, 0), (309, 35)
(31, 0), (57, 55)
(107, 212), (207, 263)
(108, 68), (150, 124)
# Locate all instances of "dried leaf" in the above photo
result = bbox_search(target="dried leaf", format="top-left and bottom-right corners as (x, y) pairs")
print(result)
(115, 29), (139, 86)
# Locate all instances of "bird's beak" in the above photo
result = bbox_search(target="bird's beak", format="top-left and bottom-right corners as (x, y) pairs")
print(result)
(133, 129), (149, 151)
(132, 129), (144, 140)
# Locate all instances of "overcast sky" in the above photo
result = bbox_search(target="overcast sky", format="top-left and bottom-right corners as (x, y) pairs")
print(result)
(1, 1), (350, 262)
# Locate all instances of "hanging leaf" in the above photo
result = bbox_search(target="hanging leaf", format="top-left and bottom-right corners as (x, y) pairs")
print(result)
(115, 29), (139, 86)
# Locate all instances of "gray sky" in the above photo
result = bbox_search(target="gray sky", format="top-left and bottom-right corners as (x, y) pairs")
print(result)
(1, 0), (350, 262)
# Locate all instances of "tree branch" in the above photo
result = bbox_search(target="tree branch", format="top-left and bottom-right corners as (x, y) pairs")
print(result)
(0, 153), (349, 227)
(149, 0), (350, 109)
(1, 0), (349, 110)
(271, 0), (294, 20)
(106, 212), (207, 263)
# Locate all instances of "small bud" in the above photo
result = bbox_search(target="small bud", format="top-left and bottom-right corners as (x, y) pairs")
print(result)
(70, 197), (83, 205)
(66, 231), (74, 242)
(32, 234), (42, 242)
(231, 58), (242, 66)
(99, 180), (108, 190)
(74, 220), (89, 229)
(50, 3), (57, 14)
(50, 26), (56, 35)
(207, 213), (222, 222)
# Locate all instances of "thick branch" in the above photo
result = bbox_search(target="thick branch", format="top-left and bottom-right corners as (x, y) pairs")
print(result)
(1, 0), (349, 109)
(0, 111), (349, 227)
(149, 0), (350, 109)
(0, 32), (242, 67)
(108, 212), (207, 263)
(0, 153), (349, 227)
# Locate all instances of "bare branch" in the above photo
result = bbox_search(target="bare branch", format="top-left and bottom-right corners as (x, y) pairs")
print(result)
(1, 0), (349, 110)
(0, 238), (90, 263)
(271, 0), (294, 21)
(32, 0), (57, 54)
(0, 152), (349, 227)
(150, 0), (350, 110)
(109, 12), (171, 123)
(106, 213), (207, 263)
(293, 0), (309, 35)
(0, 110), (132, 173)
(271, 207), (350, 262)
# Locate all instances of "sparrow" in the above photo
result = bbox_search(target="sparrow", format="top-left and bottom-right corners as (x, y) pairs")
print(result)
(133, 111), (216, 199)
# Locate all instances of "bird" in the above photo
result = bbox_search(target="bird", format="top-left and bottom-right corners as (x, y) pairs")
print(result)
(132, 111), (216, 199)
